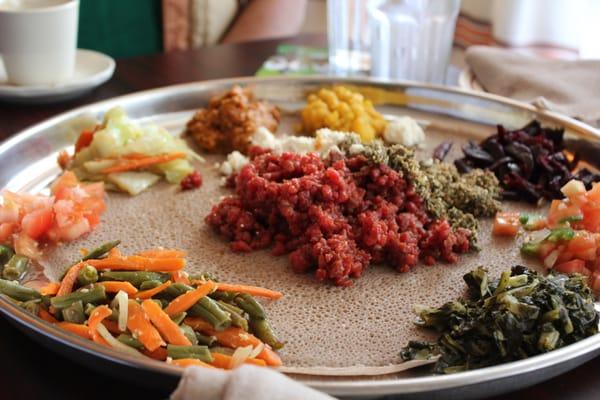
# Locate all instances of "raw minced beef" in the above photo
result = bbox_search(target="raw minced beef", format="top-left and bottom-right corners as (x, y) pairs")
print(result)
(205, 150), (471, 286)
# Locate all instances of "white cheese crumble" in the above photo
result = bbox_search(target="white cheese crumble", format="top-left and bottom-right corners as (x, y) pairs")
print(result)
(383, 116), (425, 147)
(219, 150), (250, 176)
(219, 127), (361, 177)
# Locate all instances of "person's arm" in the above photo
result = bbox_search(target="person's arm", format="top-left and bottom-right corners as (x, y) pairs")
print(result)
(222, 0), (307, 43)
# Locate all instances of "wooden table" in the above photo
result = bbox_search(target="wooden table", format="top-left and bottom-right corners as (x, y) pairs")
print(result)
(0, 34), (599, 400)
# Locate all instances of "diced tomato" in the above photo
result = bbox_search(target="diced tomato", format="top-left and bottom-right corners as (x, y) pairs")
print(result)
(21, 208), (54, 239)
(51, 171), (80, 194)
(74, 130), (95, 153)
(567, 232), (597, 261)
(537, 241), (557, 259)
(14, 234), (42, 260)
(556, 249), (574, 264)
(581, 204), (600, 233)
(0, 171), (105, 259)
(0, 223), (15, 242)
(54, 218), (90, 242)
(555, 259), (588, 275)
(547, 201), (582, 227)
(586, 183), (600, 203)
(85, 213), (101, 227)
(492, 212), (520, 236)
(591, 271), (600, 292)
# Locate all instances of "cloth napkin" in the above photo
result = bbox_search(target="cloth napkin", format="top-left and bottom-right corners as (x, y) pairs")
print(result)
(465, 46), (600, 126)
(171, 365), (335, 400)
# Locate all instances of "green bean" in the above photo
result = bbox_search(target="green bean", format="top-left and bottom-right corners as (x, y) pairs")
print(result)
(170, 311), (187, 325)
(210, 346), (234, 356)
(166, 345), (213, 362)
(200, 297), (230, 320)
(188, 272), (218, 282)
(82, 240), (121, 261)
(2, 255), (29, 281)
(250, 318), (284, 350)
(159, 298), (170, 309)
(50, 284), (106, 309)
(163, 283), (193, 299)
(77, 265), (98, 286)
(216, 300), (244, 315)
(0, 245), (14, 267)
(194, 297), (232, 330)
(100, 271), (170, 287)
(117, 333), (144, 350)
(21, 299), (40, 315)
(217, 300), (249, 331)
(179, 324), (198, 345)
(60, 241), (122, 280)
(0, 279), (41, 301)
(234, 294), (265, 319)
(139, 280), (162, 291)
(209, 291), (237, 302)
(195, 332), (217, 346)
(61, 300), (86, 324)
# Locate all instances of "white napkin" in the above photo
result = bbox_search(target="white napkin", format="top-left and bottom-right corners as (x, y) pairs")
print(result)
(465, 45), (600, 126)
(171, 365), (335, 400)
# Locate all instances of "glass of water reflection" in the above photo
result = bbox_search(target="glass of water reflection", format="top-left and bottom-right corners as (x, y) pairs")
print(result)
(327, 0), (461, 84)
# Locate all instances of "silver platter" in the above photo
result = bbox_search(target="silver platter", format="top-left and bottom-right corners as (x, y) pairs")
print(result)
(0, 76), (599, 399)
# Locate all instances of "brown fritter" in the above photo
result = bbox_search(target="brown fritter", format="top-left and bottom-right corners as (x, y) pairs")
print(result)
(186, 85), (280, 153)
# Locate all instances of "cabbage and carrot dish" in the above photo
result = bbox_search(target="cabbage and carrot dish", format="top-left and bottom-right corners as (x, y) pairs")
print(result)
(0, 241), (284, 369)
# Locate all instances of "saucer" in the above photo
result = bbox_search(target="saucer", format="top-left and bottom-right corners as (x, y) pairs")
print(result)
(0, 49), (115, 104)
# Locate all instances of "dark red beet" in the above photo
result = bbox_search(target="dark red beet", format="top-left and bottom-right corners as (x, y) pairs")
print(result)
(453, 120), (600, 202)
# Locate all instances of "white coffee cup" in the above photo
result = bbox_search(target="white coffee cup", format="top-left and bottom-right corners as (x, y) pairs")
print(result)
(0, 0), (79, 86)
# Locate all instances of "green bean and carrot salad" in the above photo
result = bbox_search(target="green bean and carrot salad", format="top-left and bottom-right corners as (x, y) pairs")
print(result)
(0, 241), (284, 369)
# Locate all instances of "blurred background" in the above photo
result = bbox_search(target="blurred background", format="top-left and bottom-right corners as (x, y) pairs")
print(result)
(80, 0), (598, 59)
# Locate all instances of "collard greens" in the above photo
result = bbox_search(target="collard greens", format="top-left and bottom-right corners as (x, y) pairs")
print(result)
(401, 266), (599, 373)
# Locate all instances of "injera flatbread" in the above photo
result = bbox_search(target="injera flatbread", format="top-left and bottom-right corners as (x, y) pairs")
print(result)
(40, 124), (541, 376)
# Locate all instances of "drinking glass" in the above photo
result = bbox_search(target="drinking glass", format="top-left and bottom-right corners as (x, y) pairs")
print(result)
(368, 0), (461, 83)
(327, 0), (371, 76)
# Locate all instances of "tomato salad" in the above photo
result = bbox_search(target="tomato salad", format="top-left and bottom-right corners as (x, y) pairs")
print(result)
(493, 180), (600, 290)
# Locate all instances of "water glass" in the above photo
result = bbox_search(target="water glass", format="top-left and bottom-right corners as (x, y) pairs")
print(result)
(368, 0), (460, 83)
(327, 0), (371, 76)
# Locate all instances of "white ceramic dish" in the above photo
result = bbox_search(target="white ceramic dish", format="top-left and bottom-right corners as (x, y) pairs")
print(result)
(0, 48), (115, 103)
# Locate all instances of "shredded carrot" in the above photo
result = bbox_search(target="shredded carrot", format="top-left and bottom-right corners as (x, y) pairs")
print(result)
(38, 308), (58, 323)
(170, 358), (216, 369)
(40, 282), (61, 296)
(56, 322), (91, 339)
(136, 280), (172, 300)
(87, 256), (185, 272)
(88, 305), (113, 346)
(141, 299), (191, 346)
(102, 319), (121, 334)
(257, 345), (283, 367)
(184, 317), (260, 347)
(209, 352), (266, 369)
(142, 347), (168, 361)
(190, 280), (282, 299)
(101, 152), (187, 174)
(108, 247), (122, 258)
(212, 282), (283, 300)
(164, 281), (216, 316)
(171, 270), (190, 285)
(127, 300), (165, 351)
(136, 248), (187, 258)
(183, 317), (280, 366)
(56, 262), (85, 296)
(98, 281), (138, 295)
